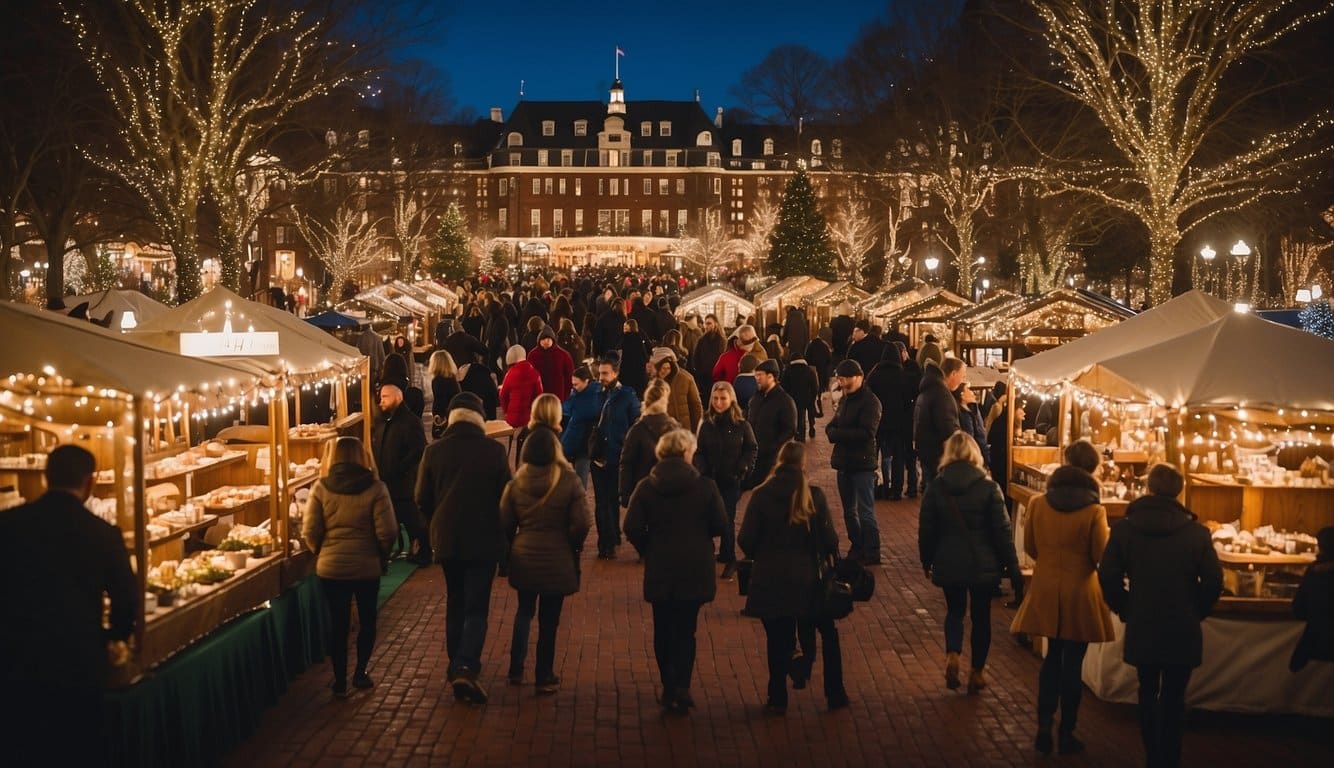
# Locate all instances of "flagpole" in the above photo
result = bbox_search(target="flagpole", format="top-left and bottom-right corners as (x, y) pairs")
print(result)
(615, 45), (619, 80)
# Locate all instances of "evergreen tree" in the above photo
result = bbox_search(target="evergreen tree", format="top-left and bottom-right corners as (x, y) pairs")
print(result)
(428, 203), (471, 280)
(90, 245), (120, 292)
(1299, 299), (1334, 339)
(766, 168), (835, 279)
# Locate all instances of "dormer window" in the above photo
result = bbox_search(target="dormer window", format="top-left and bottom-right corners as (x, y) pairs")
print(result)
(452, 141), (463, 156)
(831, 139), (842, 158)
(574, 120), (587, 136)
(542, 121), (555, 136)
(696, 131), (712, 146)
(659, 121), (672, 137)
(763, 138), (774, 156)
(811, 139), (822, 156)
(356, 129), (370, 147)
(641, 122), (652, 137)
(731, 138), (742, 156)
(507, 132), (524, 147)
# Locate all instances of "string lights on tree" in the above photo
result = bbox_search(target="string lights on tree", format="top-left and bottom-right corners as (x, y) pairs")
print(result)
(827, 197), (879, 288)
(292, 202), (383, 303)
(1029, 0), (1333, 306)
(675, 211), (735, 279)
(766, 168), (836, 280)
(427, 202), (470, 281)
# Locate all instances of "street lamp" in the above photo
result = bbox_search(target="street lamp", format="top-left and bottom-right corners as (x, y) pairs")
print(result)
(1296, 289), (1313, 304)
(1230, 240), (1251, 258)
(923, 255), (939, 285)
(1198, 244), (1217, 294)
(1200, 245), (1216, 262)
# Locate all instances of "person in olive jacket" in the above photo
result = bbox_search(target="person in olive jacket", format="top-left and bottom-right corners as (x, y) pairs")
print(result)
(825, 359), (883, 564)
(739, 441), (847, 714)
(618, 379), (682, 509)
(499, 428), (591, 695)
(623, 429), (728, 715)
(919, 432), (1022, 696)
(1098, 464), (1222, 768)
(415, 392), (513, 705)
(373, 383), (429, 565)
(304, 437), (399, 696)
(695, 381), (758, 577)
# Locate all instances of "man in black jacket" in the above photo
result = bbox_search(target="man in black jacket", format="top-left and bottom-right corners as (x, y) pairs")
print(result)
(866, 344), (912, 500)
(746, 359), (798, 488)
(914, 358), (963, 488)
(0, 445), (136, 766)
(592, 301), (626, 357)
(845, 320), (888, 376)
(781, 306), (809, 362)
(781, 357), (820, 441)
(416, 393), (513, 705)
(374, 384), (429, 564)
(826, 360), (883, 564)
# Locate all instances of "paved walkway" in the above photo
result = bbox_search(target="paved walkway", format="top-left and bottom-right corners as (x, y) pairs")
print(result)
(227, 407), (1330, 767)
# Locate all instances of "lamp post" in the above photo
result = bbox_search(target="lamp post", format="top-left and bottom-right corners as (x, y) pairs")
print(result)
(1230, 239), (1252, 305)
(923, 255), (939, 285)
(1198, 244), (1217, 295)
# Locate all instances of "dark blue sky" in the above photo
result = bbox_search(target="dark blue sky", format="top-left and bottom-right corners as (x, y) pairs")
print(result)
(409, 0), (886, 119)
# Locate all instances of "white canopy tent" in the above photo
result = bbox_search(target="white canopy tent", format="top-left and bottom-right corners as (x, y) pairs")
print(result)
(63, 289), (170, 331)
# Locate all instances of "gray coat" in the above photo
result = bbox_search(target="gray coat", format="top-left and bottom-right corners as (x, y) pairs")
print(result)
(304, 463), (399, 581)
(500, 464), (591, 595)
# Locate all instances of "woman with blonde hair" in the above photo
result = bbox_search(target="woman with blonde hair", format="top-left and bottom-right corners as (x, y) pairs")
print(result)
(919, 431), (1021, 697)
(739, 440), (846, 713)
(528, 393), (563, 436)
(617, 379), (679, 506)
(428, 350), (461, 440)
(623, 429), (727, 714)
(694, 381), (757, 578)
(304, 436), (398, 697)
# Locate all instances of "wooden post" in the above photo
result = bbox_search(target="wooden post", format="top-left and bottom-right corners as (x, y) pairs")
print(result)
(130, 396), (147, 655)
(1057, 384), (1073, 451)
(361, 362), (372, 448)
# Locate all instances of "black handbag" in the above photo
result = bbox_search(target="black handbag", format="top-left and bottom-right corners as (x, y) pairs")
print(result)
(587, 390), (614, 467)
(817, 554), (855, 620)
(834, 556), (875, 602)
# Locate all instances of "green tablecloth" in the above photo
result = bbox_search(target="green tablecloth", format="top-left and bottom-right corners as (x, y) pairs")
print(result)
(104, 560), (417, 766)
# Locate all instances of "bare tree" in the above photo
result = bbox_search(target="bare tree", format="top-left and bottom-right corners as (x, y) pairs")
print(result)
(828, 197), (879, 286)
(1026, 0), (1333, 304)
(879, 178), (915, 288)
(742, 196), (780, 265)
(731, 44), (832, 126)
(1278, 220), (1330, 304)
(676, 212), (736, 278)
(293, 202), (384, 300)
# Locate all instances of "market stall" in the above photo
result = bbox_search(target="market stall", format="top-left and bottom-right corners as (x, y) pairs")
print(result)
(414, 279), (461, 314)
(801, 281), (872, 333)
(1009, 303), (1334, 714)
(873, 288), (973, 350)
(63, 288), (170, 332)
(854, 277), (932, 324)
(752, 276), (829, 329)
(954, 289), (1135, 366)
(948, 290), (1023, 366)
(675, 284), (756, 330)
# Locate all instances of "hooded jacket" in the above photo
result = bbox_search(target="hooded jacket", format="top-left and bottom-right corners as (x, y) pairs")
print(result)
(919, 461), (1019, 587)
(304, 464), (399, 581)
(1099, 494), (1222, 667)
(499, 357), (544, 428)
(623, 457), (727, 603)
(1011, 466), (1116, 642)
(913, 363), (959, 465)
(528, 333), (574, 401)
(499, 463), (591, 595)
(738, 467), (838, 619)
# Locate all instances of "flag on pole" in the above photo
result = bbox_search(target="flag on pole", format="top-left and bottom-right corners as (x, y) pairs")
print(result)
(616, 47), (625, 57)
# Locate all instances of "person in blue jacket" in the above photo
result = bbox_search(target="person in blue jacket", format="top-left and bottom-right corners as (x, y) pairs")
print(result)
(590, 353), (642, 559)
(561, 364), (602, 488)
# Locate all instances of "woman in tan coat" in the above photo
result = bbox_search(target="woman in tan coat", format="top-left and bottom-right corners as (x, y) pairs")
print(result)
(1011, 440), (1114, 756)
(304, 437), (399, 697)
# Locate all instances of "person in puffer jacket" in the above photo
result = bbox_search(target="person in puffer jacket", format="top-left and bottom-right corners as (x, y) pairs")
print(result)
(304, 436), (399, 697)
(619, 379), (682, 509)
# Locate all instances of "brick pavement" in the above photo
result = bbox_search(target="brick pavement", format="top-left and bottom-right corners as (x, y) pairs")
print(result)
(227, 403), (1330, 768)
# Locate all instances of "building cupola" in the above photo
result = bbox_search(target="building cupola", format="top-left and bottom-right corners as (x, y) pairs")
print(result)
(608, 78), (626, 115)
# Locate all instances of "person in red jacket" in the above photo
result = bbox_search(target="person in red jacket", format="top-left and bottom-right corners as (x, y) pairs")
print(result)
(712, 324), (764, 384)
(528, 327), (573, 401)
(501, 344), (544, 461)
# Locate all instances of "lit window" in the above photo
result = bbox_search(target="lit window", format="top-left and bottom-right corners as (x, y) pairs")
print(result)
(659, 121), (672, 137)
(537, 150), (548, 167)
(542, 121), (555, 136)
(544, 177), (553, 194)
(508, 132), (523, 147)
(763, 138), (774, 156)
(641, 122), (652, 137)
(574, 120), (587, 136)
(732, 139), (742, 156)
(561, 150), (573, 166)
(811, 139), (822, 156)
(644, 178), (652, 195)
(532, 178), (541, 195)
(675, 179), (684, 195)
(697, 131), (712, 146)
(831, 139), (842, 158)
(659, 179), (668, 195)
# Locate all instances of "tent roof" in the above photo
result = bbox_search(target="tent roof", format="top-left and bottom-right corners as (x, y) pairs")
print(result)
(676, 285), (756, 315)
(1070, 311), (1334, 413)
(949, 290), (1022, 324)
(63, 289), (169, 329)
(858, 279), (934, 314)
(358, 285), (432, 317)
(132, 287), (361, 377)
(753, 276), (828, 307)
(879, 289), (973, 322)
(801, 281), (871, 308)
(2, 301), (262, 400)
(306, 311), (370, 330)
(1012, 290), (1232, 385)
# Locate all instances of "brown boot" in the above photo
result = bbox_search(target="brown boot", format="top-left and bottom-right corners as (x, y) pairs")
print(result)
(967, 666), (987, 694)
(945, 652), (961, 690)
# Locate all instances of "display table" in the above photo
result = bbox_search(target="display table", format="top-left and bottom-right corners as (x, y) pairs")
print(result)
(1082, 614), (1334, 717)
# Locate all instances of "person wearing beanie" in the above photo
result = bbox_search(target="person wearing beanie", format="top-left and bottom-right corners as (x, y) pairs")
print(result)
(650, 347), (703, 432)
(416, 390), (513, 705)
(917, 333), (944, 369)
(499, 428), (591, 695)
(846, 320), (887, 377)
(1099, 464), (1222, 767)
(372, 383), (429, 565)
(826, 358), (882, 564)
(746, 358), (797, 491)
(500, 343), (545, 461)
(732, 353), (761, 411)
(528, 327), (574, 401)
(780, 355), (820, 441)
(712, 324), (766, 385)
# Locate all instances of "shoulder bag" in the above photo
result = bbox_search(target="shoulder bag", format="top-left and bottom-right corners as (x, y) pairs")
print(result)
(587, 390), (614, 467)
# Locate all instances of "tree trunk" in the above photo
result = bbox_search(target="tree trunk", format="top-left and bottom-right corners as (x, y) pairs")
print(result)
(1145, 216), (1179, 306)
(169, 221), (202, 303)
(44, 236), (66, 307)
(953, 215), (975, 295)
(216, 228), (245, 295)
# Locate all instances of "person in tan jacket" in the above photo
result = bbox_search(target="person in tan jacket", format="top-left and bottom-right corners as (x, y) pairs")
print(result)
(304, 436), (399, 697)
(1011, 440), (1114, 756)
(650, 347), (703, 432)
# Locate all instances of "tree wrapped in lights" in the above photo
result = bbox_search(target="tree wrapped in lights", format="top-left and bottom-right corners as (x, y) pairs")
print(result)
(767, 169), (835, 280)
(828, 197), (879, 287)
(1299, 299), (1334, 339)
(293, 202), (383, 300)
(676, 212), (735, 279)
(879, 183), (913, 289)
(1029, 0), (1333, 305)
(428, 202), (470, 280)
(741, 197), (779, 265)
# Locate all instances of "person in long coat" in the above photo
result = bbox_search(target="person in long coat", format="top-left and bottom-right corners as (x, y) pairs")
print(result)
(618, 379), (681, 510)
(1098, 464), (1222, 768)
(618, 318), (652, 398)
(1011, 440), (1115, 756)
(499, 429), (591, 695)
(623, 429), (727, 715)
(694, 381), (758, 576)
(692, 315), (728, 395)
(781, 306), (809, 363)
(739, 440), (847, 714)
(919, 432), (1021, 695)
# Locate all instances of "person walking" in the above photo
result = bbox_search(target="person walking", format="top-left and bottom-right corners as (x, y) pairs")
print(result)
(695, 381), (758, 579)
(781, 355), (820, 442)
(561, 365), (601, 488)
(739, 440), (848, 714)
(825, 360), (883, 564)
(650, 347), (702, 431)
(528, 327), (574, 402)
(303, 437), (399, 697)
(1099, 464), (1222, 768)
(501, 343), (545, 463)
(0, 445), (137, 767)
(919, 432), (1022, 695)
(373, 383), (430, 565)
(618, 318), (652, 398)
(428, 350), (462, 440)
(500, 428), (591, 695)
(619, 380), (682, 514)
(416, 393), (513, 705)
(866, 345), (907, 499)
(747, 359), (797, 488)
(914, 358), (963, 488)
(712, 324), (765, 384)
(623, 429), (728, 715)
(692, 314), (727, 395)
(590, 355), (642, 559)
(781, 305), (809, 363)
(1011, 440), (1115, 755)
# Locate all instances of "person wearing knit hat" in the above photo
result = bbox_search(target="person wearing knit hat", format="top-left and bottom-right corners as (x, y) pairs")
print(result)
(499, 427), (590, 694)
(826, 353), (883, 564)
(448, 392), (486, 420)
(529, 326), (574, 401)
(650, 347), (703, 432)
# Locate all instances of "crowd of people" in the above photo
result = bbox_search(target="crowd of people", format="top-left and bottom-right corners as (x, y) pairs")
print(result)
(6, 267), (1333, 768)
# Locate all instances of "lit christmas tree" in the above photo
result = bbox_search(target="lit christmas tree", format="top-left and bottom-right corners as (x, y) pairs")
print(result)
(428, 203), (471, 280)
(1299, 299), (1334, 339)
(767, 168), (835, 279)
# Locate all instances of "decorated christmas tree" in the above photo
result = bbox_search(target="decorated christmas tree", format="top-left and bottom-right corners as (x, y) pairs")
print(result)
(428, 203), (471, 280)
(766, 168), (836, 279)
(1299, 299), (1334, 339)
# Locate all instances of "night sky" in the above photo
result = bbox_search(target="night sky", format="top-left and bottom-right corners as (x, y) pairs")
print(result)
(408, 0), (884, 119)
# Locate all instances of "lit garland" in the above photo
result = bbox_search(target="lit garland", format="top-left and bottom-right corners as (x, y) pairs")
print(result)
(1029, 0), (1334, 306)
